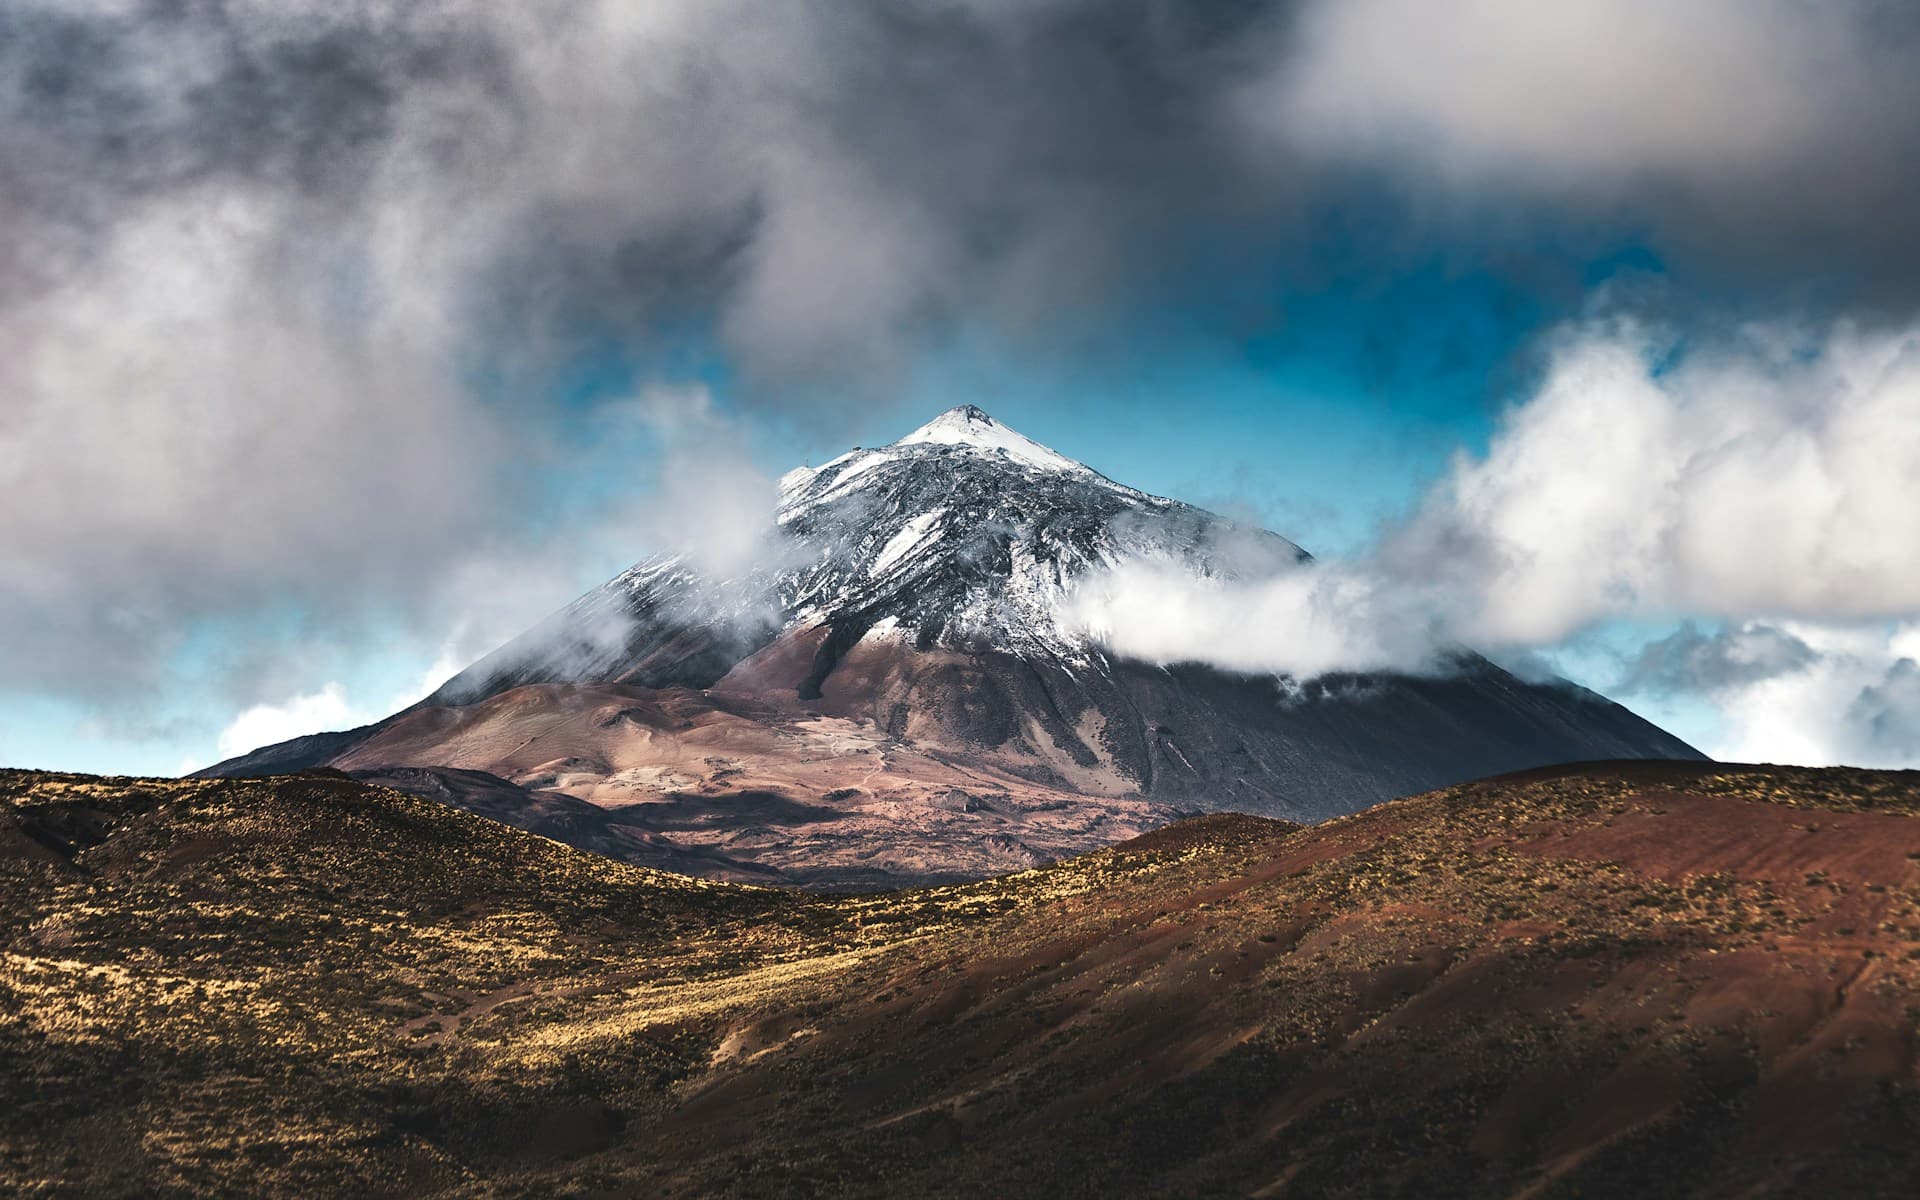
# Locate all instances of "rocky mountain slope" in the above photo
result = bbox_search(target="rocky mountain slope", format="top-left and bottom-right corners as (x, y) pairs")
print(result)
(7, 762), (1920, 1196)
(203, 406), (1699, 886)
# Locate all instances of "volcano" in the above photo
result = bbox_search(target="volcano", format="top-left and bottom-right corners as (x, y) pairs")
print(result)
(202, 406), (1699, 886)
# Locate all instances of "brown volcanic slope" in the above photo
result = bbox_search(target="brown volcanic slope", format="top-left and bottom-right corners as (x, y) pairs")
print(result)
(331, 681), (1181, 889)
(7, 762), (1920, 1197)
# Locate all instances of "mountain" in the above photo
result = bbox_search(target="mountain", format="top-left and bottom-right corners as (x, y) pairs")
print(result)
(10, 762), (1920, 1196)
(202, 405), (1700, 886)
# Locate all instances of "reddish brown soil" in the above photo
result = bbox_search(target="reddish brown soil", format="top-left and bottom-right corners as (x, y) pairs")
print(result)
(614, 763), (1920, 1196)
(334, 681), (1179, 888)
(8, 762), (1920, 1196)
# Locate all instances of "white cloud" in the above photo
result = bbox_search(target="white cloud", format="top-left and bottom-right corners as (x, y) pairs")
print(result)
(208, 640), (465, 766)
(214, 683), (362, 761)
(1071, 316), (1920, 766)
(1067, 556), (1447, 680)
(608, 385), (792, 582)
(401, 642), (466, 708)
(1405, 318), (1920, 642)
(1702, 622), (1920, 768)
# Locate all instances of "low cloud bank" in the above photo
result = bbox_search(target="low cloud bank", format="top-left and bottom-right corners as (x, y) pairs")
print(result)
(1620, 621), (1920, 770)
(1406, 318), (1920, 640)
(1069, 557), (1450, 681)
(212, 644), (463, 764)
(200, 382), (795, 759)
(1072, 317), (1920, 766)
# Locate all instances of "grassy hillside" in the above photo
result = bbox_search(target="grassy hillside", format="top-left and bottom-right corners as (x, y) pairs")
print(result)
(5, 762), (1920, 1196)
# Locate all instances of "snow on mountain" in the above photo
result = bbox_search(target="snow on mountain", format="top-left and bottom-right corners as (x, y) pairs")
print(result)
(412, 403), (1301, 707)
(740, 405), (1303, 667)
(890, 404), (1091, 474)
(205, 404), (1701, 846)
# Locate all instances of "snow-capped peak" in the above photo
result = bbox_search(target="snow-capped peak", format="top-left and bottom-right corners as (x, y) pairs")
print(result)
(892, 405), (1087, 474)
(430, 401), (1310, 709)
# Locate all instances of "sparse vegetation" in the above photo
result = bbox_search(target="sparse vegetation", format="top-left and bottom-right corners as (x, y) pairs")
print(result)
(4, 761), (1920, 1196)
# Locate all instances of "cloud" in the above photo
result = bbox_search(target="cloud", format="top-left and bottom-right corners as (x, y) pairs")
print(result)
(1071, 315), (1920, 765)
(1260, 0), (1920, 294)
(1684, 622), (1920, 768)
(0, 0), (1313, 714)
(1399, 318), (1920, 643)
(214, 683), (360, 761)
(0, 188), (502, 697)
(0, 0), (1330, 394)
(606, 386), (793, 582)
(1848, 656), (1920, 766)
(1618, 622), (1817, 697)
(1273, 1), (1895, 181)
(1067, 555), (1450, 680)
(1077, 316), (1920, 670)
(211, 640), (463, 763)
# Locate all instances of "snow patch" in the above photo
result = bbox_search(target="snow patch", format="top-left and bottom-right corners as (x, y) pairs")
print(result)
(777, 465), (817, 499)
(802, 450), (895, 506)
(894, 405), (1087, 474)
(871, 507), (946, 577)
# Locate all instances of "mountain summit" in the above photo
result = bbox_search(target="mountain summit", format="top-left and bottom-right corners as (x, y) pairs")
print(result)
(419, 404), (1308, 701)
(204, 407), (1700, 887)
(887, 403), (1090, 472)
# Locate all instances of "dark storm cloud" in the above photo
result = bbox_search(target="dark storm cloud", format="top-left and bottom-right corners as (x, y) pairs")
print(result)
(7, 0), (1920, 714)
(0, 0), (1328, 711)
(0, 2), (1322, 393)
(1262, 0), (1920, 310)
(11, 1), (1920, 403)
